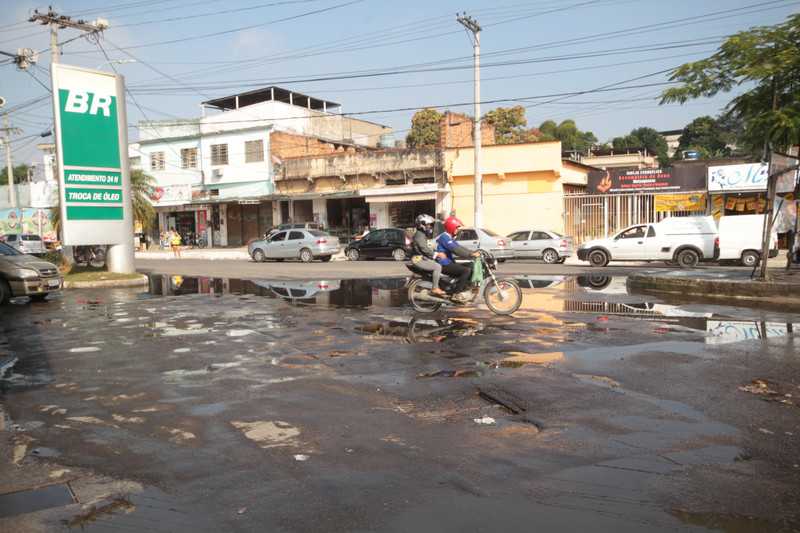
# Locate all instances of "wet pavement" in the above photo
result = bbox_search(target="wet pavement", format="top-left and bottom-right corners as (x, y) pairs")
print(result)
(1, 274), (800, 532)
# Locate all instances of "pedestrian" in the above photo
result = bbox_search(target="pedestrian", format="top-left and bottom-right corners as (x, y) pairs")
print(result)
(170, 228), (182, 259)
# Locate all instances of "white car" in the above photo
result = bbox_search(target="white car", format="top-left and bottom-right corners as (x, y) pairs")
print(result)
(454, 227), (513, 261)
(577, 216), (717, 268)
(3, 234), (46, 255)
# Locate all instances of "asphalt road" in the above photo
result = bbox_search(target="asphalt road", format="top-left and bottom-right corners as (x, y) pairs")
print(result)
(135, 257), (756, 280)
(1, 275), (799, 531)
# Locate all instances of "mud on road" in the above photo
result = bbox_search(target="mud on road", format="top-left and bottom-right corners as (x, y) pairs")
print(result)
(1, 274), (799, 532)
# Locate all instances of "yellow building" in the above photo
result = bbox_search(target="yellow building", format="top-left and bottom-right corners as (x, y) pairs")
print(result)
(444, 141), (589, 235)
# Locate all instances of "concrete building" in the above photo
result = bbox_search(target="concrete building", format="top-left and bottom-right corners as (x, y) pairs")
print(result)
(659, 129), (682, 158)
(568, 147), (658, 170)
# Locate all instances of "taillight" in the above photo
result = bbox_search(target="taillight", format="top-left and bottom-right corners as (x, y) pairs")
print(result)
(405, 237), (411, 246)
(714, 237), (719, 247)
(316, 239), (327, 244)
(497, 239), (506, 247)
(560, 239), (568, 248)
(318, 283), (329, 290)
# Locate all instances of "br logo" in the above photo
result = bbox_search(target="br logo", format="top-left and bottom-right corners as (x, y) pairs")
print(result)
(64, 90), (112, 117)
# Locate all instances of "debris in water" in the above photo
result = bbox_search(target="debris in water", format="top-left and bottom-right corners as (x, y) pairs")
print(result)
(237, 507), (247, 515)
(474, 416), (496, 425)
(758, 428), (774, 435)
(231, 420), (300, 449)
(293, 454), (310, 461)
(574, 374), (621, 389)
(65, 496), (135, 528)
(417, 369), (481, 378)
(738, 379), (796, 407)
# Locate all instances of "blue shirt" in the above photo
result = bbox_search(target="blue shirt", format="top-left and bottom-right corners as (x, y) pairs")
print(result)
(435, 232), (461, 266)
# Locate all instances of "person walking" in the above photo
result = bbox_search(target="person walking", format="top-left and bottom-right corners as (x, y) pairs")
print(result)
(169, 228), (182, 259)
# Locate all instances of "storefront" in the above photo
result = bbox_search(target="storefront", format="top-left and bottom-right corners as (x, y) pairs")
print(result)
(225, 201), (273, 246)
(360, 184), (446, 231)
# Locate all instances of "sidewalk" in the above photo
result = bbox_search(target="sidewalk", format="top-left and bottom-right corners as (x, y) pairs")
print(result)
(135, 247), (348, 261)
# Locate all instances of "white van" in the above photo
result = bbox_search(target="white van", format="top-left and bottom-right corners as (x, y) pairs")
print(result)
(577, 216), (717, 268)
(717, 214), (778, 267)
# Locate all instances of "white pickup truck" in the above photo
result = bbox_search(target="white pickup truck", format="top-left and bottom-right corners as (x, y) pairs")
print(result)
(576, 216), (717, 268)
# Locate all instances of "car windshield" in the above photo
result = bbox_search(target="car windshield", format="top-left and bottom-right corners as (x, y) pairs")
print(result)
(480, 228), (501, 237)
(0, 242), (22, 256)
(309, 230), (327, 237)
(21, 235), (42, 241)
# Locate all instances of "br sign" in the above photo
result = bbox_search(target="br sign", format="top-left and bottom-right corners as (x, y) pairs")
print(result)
(52, 64), (131, 245)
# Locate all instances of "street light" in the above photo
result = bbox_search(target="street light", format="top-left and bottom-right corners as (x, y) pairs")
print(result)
(95, 59), (136, 69)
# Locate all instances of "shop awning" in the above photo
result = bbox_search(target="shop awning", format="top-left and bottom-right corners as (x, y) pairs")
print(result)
(364, 192), (436, 203)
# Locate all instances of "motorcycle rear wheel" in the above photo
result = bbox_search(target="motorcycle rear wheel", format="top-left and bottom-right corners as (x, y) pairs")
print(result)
(407, 278), (442, 313)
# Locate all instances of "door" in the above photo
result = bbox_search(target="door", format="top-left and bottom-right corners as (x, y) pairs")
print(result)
(455, 229), (479, 251)
(265, 231), (287, 258)
(644, 226), (664, 258)
(285, 231), (306, 258)
(529, 231), (552, 258)
(226, 204), (243, 246)
(508, 231), (532, 258)
(360, 230), (383, 258)
(610, 225), (648, 259)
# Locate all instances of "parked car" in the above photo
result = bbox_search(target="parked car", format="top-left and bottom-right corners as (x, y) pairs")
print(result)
(248, 229), (340, 263)
(265, 222), (324, 239)
(717, 214), (778, 267)
(4, 233), (46, 255)
(0, 241), (62, 304)
(576, 216), (717, 268)
(345, 228), (412, 261)
(454, 227), (513, 261)
(251, 279), (341, 301)
(506, 230), (574, 263)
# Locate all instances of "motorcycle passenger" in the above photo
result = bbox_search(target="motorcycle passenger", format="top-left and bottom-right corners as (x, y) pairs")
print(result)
(410, 214), (446, 297)
(435, 219), (479, 302)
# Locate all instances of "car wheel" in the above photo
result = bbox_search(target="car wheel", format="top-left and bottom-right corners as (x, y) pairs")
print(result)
(346, 248), (360, 261)
(542, 248), (560, 264)
(676, 249), (700, 268)
(556, 257), (567, 264)
(299, 248), (314, 263)
(392, 248), (406, 261)
(741, 250), (759, 267)
(497, 258), (507, 263)
(588, 249), (609, 267)
(29, 294), (48, 302)
(0, 279), (10, 305)
(252, 249), (266, 263)
(320, 255), (332, 262)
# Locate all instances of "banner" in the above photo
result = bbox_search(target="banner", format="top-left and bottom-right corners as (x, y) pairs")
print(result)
(52, 64), (131, 245)
(0, 208), (57, 241)
(149, 184), (192, 206)
(654, 193), (707, 212)
(587, 167), (705, 194)
(707, 163), (768, 192)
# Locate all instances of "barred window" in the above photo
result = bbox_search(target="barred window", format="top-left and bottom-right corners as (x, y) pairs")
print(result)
(245, 139), (264, 163)
(150, 151), (165, 171)
(211, 144), (228, 166)
(181, 147), (198, 169)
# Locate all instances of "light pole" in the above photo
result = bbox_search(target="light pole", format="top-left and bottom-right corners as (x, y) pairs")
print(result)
(457, 13), (482, 228)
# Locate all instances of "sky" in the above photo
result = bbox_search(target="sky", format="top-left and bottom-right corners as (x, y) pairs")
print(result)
(1, 0), (798, 166)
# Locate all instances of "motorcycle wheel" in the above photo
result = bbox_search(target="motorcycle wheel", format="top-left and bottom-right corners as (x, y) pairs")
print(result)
(407, 278), (442, 313)
(483, 278), (522, 315)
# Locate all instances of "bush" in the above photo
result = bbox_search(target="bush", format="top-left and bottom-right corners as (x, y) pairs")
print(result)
(40, 251), (70, 273)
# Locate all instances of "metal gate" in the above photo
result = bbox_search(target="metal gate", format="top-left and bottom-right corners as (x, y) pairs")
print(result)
(564, 191), (706, 244)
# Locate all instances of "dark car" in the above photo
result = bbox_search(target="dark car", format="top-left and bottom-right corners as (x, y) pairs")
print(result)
(345, 228), (412, 261)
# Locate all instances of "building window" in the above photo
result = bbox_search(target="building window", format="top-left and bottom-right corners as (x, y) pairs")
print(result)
(150, 151), (165, 171)
(210, 144), (228, 166)
(129, 156), (141, 168)
(245, 139), (264, 163)
(181, 147), (198, 169)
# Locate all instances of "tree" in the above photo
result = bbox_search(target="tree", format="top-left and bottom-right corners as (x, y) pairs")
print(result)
(0, 164), (30, 186)
(661, 13), (800, 156)
(406, 108), (443, 148)
(537, 119), (597, 151)
(677, 116), (732, 158)
(51, 168), (156, 237)
(612, 127), (670, 165)
(482, 105), (536, 144)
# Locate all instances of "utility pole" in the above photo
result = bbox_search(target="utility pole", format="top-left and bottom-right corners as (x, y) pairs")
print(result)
(29, 8), (109, 64)
(1, 114), (22, 209)
(457, 12), (483, 228)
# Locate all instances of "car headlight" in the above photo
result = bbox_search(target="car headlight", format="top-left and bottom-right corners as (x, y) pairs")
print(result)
(18, 268), (39, 280)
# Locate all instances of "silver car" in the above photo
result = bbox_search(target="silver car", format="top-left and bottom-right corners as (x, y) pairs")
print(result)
(506, 230), (574, 263)
(4, 234), (47, 255)
(248, 229), (340, 263)
(454, 227), (514, 261)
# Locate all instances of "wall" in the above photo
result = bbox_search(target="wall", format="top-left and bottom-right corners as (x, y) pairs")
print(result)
(136, 139), (203, 188)
(445, 141), (562, 178)
(271, 131), (341, 159)
(200, 128), (272, 187)
(440, 112), (496, 148)
(281, 149), (440, 181)
(138, 120), (200, 142)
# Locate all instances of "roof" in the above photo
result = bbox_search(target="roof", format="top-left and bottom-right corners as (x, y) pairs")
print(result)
(562, 158), (602, 171)
(659, 129), (683, 136)
(202, 86), (340, 112)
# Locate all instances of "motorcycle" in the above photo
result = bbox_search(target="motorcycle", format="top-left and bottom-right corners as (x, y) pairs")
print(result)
(406, 251), (522, 315)
(73, 245), (107, 268)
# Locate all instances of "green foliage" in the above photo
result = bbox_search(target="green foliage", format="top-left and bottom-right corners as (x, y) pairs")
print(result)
(612, 127), (670, 166)
(0, 164), (30, 186)
(677, 116), (732, 158)
(661, 13), (800, 155)
(406, 108), (443, 148)
(482, 105), (536, 144)
(536, 119), (597, 151)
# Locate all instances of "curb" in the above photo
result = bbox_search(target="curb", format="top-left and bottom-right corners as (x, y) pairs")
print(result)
(64, 274), (149, 289)
(627, 272), (800, 306)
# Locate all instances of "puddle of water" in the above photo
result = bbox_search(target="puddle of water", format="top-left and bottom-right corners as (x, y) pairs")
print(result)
(0, 483), (75, 518)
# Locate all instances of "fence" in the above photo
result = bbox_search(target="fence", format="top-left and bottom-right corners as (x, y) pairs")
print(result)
(564, 191), (707, 244)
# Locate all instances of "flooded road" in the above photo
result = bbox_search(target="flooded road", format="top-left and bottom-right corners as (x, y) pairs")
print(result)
(2, 274), (799, 531)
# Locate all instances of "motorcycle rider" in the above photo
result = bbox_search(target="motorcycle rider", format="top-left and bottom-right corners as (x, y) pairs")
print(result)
(410, 214), (446, 297)
(435, 218), (479, 302)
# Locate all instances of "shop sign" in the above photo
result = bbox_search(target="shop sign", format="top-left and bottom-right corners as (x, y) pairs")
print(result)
(706, 321), (788, 345)
(654, 193), (707, 213)
(150, 184), (192, 206)
(587, 167), (706, 194)
(707, 163), (768, 192)
(52, 63), (131, 245)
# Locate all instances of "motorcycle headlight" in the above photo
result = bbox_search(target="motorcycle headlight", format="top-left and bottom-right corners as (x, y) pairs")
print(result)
(17, 268), (39, 280)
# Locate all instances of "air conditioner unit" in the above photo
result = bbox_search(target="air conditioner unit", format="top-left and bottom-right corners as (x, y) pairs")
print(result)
(211, 169), (223, 180)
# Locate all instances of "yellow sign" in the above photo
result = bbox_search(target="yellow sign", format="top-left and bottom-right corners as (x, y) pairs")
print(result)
(655, 193), (707, 213)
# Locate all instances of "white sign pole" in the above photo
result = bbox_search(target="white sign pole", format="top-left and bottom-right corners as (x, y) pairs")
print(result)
(106, 73), (134, 273)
